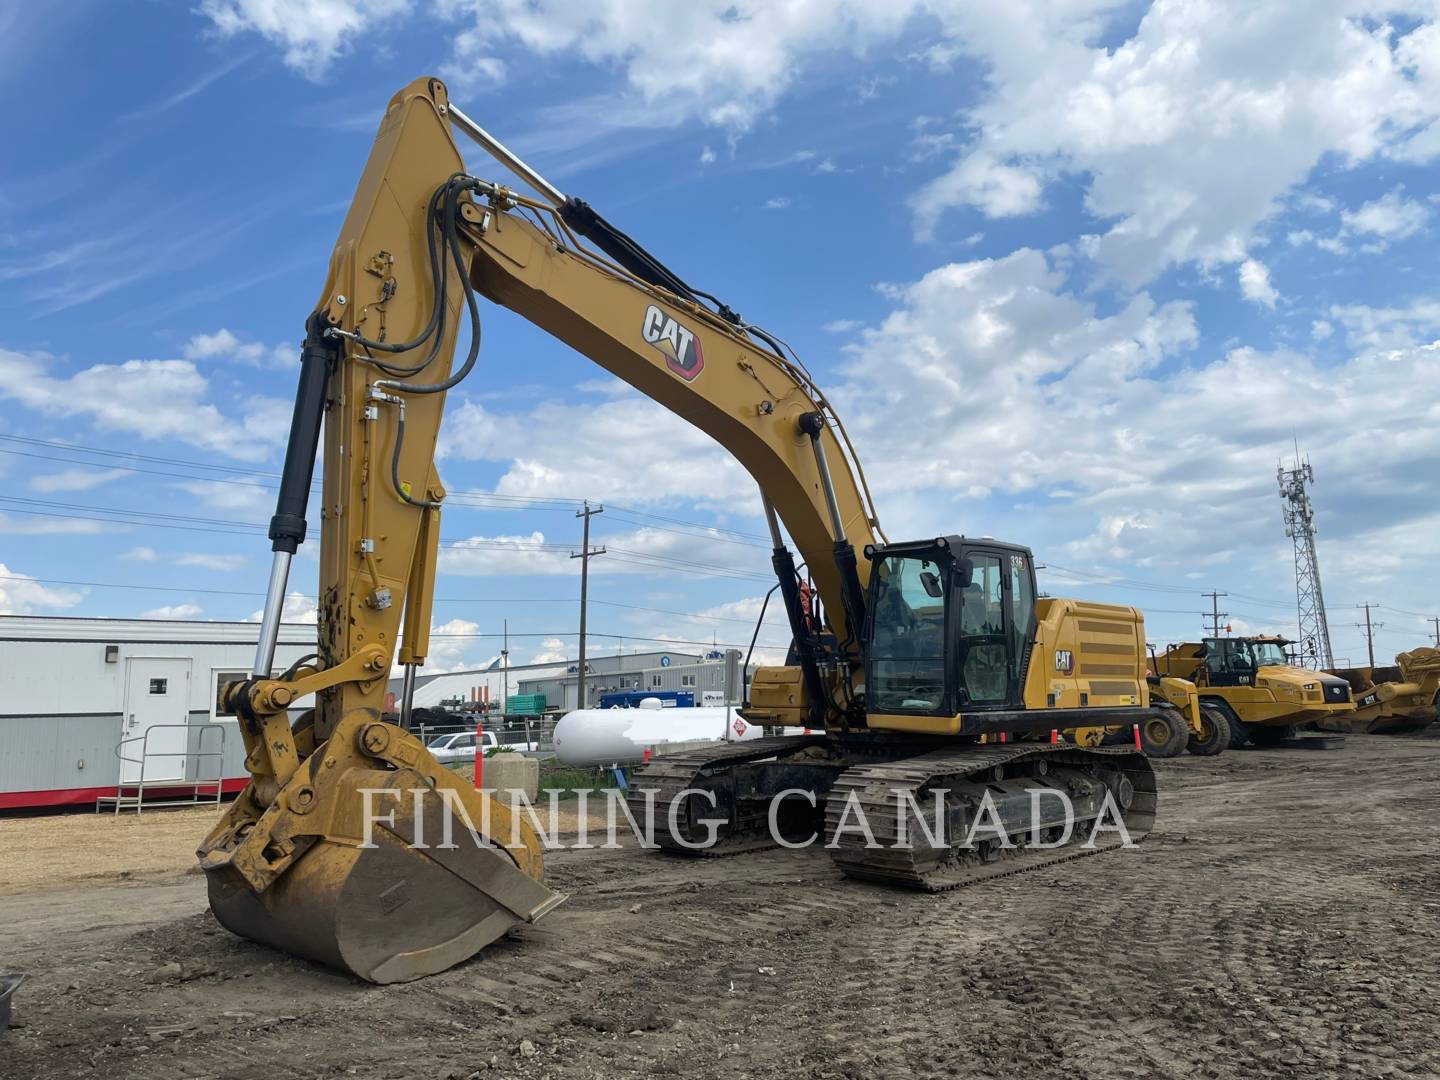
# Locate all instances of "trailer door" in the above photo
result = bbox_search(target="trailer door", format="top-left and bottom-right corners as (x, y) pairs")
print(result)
(121, 658), (191, 783)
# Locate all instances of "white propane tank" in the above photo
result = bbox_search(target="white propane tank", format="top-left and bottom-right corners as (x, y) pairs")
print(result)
(552, 705), (761, 766)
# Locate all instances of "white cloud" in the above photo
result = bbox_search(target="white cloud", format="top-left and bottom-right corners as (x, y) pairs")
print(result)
(0, 563), (83, 615)
(834, 248), (1198, 512)
(439, 525), (766, 582)
(183, 328), (296, 369)
(441, 394), (753, 509)
(178, 479), (274, 517)
(0, 513), (113, 536)
(205, 0), (928, 130)
(247, 590), (319, 624)
(529, 636), (569, 664)
(1328, 298), (1440, 350)
(438, 1), (925, 133)
(699, 145), (717, 165)
(198, 0), (411, 73)
(911, 151), (1044, 237)
(1238, 258), (1279, 308)
(29, 467), (131, 493)
(0, 346), (286, 462)
(141, 603), (204, 620)
(420, 618), (486, 673)
(828, 251), (1440, 596)
(912, 4), (1440, 282)
(177, 552), (249, 572)
(440, 531), (571, 577)
(1339, 187), (1430, 241)
(822, 319), (862, 333)
(1311, 319), (1334, 341)
(763, 196), (792, 210)
(1293, 186), (1435, 255)
(120, 545), (247, 572)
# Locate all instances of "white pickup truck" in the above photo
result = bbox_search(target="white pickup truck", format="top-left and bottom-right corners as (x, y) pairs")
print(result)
(426, 730), (537, 765)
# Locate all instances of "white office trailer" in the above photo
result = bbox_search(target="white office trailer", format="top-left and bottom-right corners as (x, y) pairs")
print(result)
(0, 616), (315, 810)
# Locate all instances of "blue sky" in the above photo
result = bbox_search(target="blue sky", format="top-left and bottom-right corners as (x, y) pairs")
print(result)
(3, 1), (1440, 670)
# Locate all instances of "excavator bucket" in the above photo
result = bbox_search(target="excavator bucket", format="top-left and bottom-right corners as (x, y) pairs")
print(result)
(200, 750), (563, 984)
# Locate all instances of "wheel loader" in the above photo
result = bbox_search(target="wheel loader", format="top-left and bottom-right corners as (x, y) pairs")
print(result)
(1153, 635), (1354, 748)
(1321, 647), (1440, 734)
(202, 76), (1161, 982)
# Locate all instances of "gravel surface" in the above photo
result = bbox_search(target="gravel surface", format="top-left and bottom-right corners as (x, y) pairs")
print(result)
(3, 731), (1438, 1079)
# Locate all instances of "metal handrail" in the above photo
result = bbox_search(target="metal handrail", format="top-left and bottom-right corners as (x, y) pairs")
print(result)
(99, 723), (228, 814)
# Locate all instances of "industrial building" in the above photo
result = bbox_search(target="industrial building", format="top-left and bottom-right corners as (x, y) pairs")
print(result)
(392, 648), (753, 715)
(0, 616), (314, 810)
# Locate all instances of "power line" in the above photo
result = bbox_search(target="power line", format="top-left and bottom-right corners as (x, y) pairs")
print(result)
(0, 573), (767, 625)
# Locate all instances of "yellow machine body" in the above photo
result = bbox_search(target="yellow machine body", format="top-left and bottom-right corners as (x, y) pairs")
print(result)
(1155, 636), (1355, 732)
(1323, 647), (1440, 734)
(199, 76), (1161, 978)
(197, 80), (563, 983)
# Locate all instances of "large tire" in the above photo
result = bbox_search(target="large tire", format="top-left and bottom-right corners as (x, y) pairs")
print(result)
(1139, 706), (1189, 758)
(1247, 723), (1298, 747)
(1204, 698), (1249, 748)
(1187, 705), (1229, 756)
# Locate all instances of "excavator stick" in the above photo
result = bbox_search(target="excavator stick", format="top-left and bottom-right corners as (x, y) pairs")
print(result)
(196, 78), (562, 982)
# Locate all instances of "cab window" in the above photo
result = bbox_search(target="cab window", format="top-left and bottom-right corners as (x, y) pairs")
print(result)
(958, 553), (1007, 704)
(869, 555), (948, 713)
(1009, 553), (1034, 683)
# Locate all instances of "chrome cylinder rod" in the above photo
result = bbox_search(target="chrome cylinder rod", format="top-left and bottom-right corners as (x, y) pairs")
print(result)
(760, 493), (785, 550)
(447, 103), (567, 207)
(399, 663), (418, 730)
(806, 426), (848, 542)
(252, 550), (293, 678)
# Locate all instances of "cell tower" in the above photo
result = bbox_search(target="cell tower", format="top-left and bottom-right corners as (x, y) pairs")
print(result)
(1278, 453), (1334, 669)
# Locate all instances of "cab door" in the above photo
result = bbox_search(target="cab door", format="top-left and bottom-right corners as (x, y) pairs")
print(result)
(953, 551), (1011, 707)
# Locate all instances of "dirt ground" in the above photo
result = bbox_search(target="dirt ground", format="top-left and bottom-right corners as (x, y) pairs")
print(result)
(3, 732), (1439, 1079)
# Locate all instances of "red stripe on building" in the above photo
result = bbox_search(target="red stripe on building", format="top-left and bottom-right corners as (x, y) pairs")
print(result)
(0, 777), (248, 811)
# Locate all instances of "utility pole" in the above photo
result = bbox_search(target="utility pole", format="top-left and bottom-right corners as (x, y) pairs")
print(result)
(1355, 603), (1383, 668)
(501, 619), (509, 717)
(1430, 616), (1440, 648)
(1278, 452), (1334, 669)
(571, 501), (606, 709)
(1203, 591), (1229, 637)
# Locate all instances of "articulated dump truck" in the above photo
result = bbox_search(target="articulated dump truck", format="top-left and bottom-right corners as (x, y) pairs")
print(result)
(1153, 636), (1354, 748)
(1322, 648), (1440, 734)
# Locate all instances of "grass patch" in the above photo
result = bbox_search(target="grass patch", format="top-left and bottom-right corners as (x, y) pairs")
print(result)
(537, 763), (612, 799)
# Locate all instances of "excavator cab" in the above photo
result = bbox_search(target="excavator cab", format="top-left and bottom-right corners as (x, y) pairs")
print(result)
(863, 537), (1037, 717)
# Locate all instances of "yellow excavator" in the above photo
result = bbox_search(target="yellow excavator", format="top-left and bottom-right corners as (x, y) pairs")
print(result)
(201, 77), (1160, 982)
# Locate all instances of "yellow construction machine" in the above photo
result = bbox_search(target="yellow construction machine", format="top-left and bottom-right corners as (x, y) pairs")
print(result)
(1143, 670), (1228, 757)
(203, 77), (1161, 982)
(1153, 635), (1354, 747)
(1322, 648), (1440, 734)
